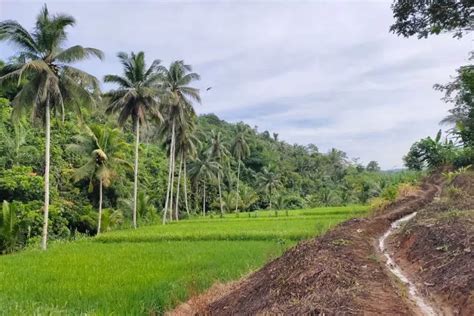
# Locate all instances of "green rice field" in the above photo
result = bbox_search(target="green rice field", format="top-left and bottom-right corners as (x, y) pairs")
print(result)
(0, 205), (368, 315)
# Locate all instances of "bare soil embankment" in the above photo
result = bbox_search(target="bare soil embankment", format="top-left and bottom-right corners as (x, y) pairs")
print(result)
(171, 174), (448, 315)
(388, 173), (474, 316)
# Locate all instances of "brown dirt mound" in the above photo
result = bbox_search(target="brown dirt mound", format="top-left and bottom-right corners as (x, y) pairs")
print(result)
(171, 175), (442, 315)
(390, 172), (474, 316)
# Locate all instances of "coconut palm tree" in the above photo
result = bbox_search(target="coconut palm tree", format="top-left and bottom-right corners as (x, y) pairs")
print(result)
(258, 167), (281, 210)
(0, 5), (103, 249)
(159, 61), (200, 223)
(104, 51), (163, 229)
(207, 130), (229, 217)
(67, 124), (130, 234)
(231, 124), (250, 214)
(158, 116), (198, 222)
(174, 122), (199, 218)
(188, 154), (220, 216)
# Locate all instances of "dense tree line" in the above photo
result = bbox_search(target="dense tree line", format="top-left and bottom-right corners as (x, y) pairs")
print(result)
(0, 5), (418, 253)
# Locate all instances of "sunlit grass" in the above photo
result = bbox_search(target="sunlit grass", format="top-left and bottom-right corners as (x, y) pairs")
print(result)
(98, 207), (367, 243)
(0, 205), (368, 315)
(201, 204), (368, 219)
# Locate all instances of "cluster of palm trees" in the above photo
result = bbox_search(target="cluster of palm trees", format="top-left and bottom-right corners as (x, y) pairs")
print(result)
(0, 6), (212, 249)
(0, 5), (262, 250)
(158, 122), (254, 221)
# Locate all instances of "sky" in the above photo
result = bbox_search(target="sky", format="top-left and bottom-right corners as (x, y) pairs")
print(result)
(0, 0), (472, 169)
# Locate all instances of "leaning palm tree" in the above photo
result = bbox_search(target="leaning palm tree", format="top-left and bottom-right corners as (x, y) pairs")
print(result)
(231, 123), (250, 214)
(0, 5), (103, 250)
(104, 51), (163, 228)
(159, 61), (200, 223)
(67, 124), (130, 234)
(188, 154), (220, 216)
(207, 130), (229, 217)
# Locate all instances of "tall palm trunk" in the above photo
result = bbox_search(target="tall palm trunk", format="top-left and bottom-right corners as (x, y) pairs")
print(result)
(41, 100), (51, 251)
(132, 118), (140, 229)
(163, 148), (173, 222)
(174, 155), (183, 221)
(217, 172), (223, 218)
(202, 184), (206, 216)
(163, 158), (173, 223)
(195, 182), (199, 214)
(168, 120), (176, 222)
(183, 158), (189, 216)
(163, 119), (176, 224)
(97, 178), (103, 235)
(269, 187), (272, 210)
(235, 159), (241, 214)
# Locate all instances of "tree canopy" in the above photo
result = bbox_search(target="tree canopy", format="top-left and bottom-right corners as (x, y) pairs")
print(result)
(390, 0), (473, 38)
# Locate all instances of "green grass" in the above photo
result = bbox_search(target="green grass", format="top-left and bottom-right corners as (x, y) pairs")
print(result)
(98, 206), (366, 243)
(208, 205), (368, 218)
(0, 205), (368, 315)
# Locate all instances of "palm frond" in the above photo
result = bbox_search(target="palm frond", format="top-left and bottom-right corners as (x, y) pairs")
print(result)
(55, 45), (104, 63)
(11, 75), (42, 122)
(72, 159), (95, 182)
(105, 51), (162, 126)
(177, 72), (200, 86)
(104, 74), (132, 88)
(179, 87), (201, 103)
(0, 20), (39, 54)
(62, 65), (100, 91)
(0, 60), (54, 85)
(34, 5), (76, 53)
(144, 59), (162, 78)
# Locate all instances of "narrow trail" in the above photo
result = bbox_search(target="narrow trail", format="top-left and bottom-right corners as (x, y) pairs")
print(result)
(171, 176), (444, 315)
(379, 212), (437, 316)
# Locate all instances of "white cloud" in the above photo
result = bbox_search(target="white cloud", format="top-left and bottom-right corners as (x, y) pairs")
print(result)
(0, 0), (471, 168)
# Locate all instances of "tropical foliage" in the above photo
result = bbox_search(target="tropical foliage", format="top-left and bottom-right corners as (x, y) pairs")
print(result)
(104, 51), (163, 228)
(0, 6), (422, 254)
(0, 5), (103, 249)
(393, 1), (474, 170)
(390, 0), (473, 39)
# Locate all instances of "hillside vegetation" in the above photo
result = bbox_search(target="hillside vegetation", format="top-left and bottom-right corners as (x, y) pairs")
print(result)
(0, 98), (418, 253)
(0, 1), (472, 315)
(0, 6), (428, 254)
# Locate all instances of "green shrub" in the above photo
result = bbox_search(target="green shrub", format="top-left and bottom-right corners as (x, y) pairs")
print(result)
(0, 201), (21, 253)
(453, 147), (474, 168)
(381, 185), (398, 201)
(0, 167), (44, 202)
(368, 197), (390, 213)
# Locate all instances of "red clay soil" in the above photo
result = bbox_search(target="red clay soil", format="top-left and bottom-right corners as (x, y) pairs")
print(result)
(389, 173), (474, 316)
(171, 175), (443, 315)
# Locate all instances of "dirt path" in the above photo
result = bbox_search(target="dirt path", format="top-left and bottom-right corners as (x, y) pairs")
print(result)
(171, 176), (443, 315)
(388, 174), (474, 316)
(379, 212), (437, 316)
